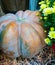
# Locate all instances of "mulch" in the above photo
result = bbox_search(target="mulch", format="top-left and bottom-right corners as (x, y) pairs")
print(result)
(0, 46), (55, 65)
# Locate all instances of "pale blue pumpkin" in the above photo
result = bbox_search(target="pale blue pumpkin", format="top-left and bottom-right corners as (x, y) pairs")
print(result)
(0, 10), (45, 58)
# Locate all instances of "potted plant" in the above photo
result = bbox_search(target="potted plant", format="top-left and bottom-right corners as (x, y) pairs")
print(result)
(38, 0), (55, 51)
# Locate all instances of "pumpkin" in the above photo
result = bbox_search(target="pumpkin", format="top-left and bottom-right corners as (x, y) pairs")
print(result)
(0, 10), (45, 58)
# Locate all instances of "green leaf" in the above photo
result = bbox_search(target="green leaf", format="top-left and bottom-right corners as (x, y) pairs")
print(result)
(47, 42), (52, 46)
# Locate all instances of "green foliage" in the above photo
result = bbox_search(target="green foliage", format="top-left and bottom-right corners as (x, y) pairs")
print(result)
(39, 0), (55, 46)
